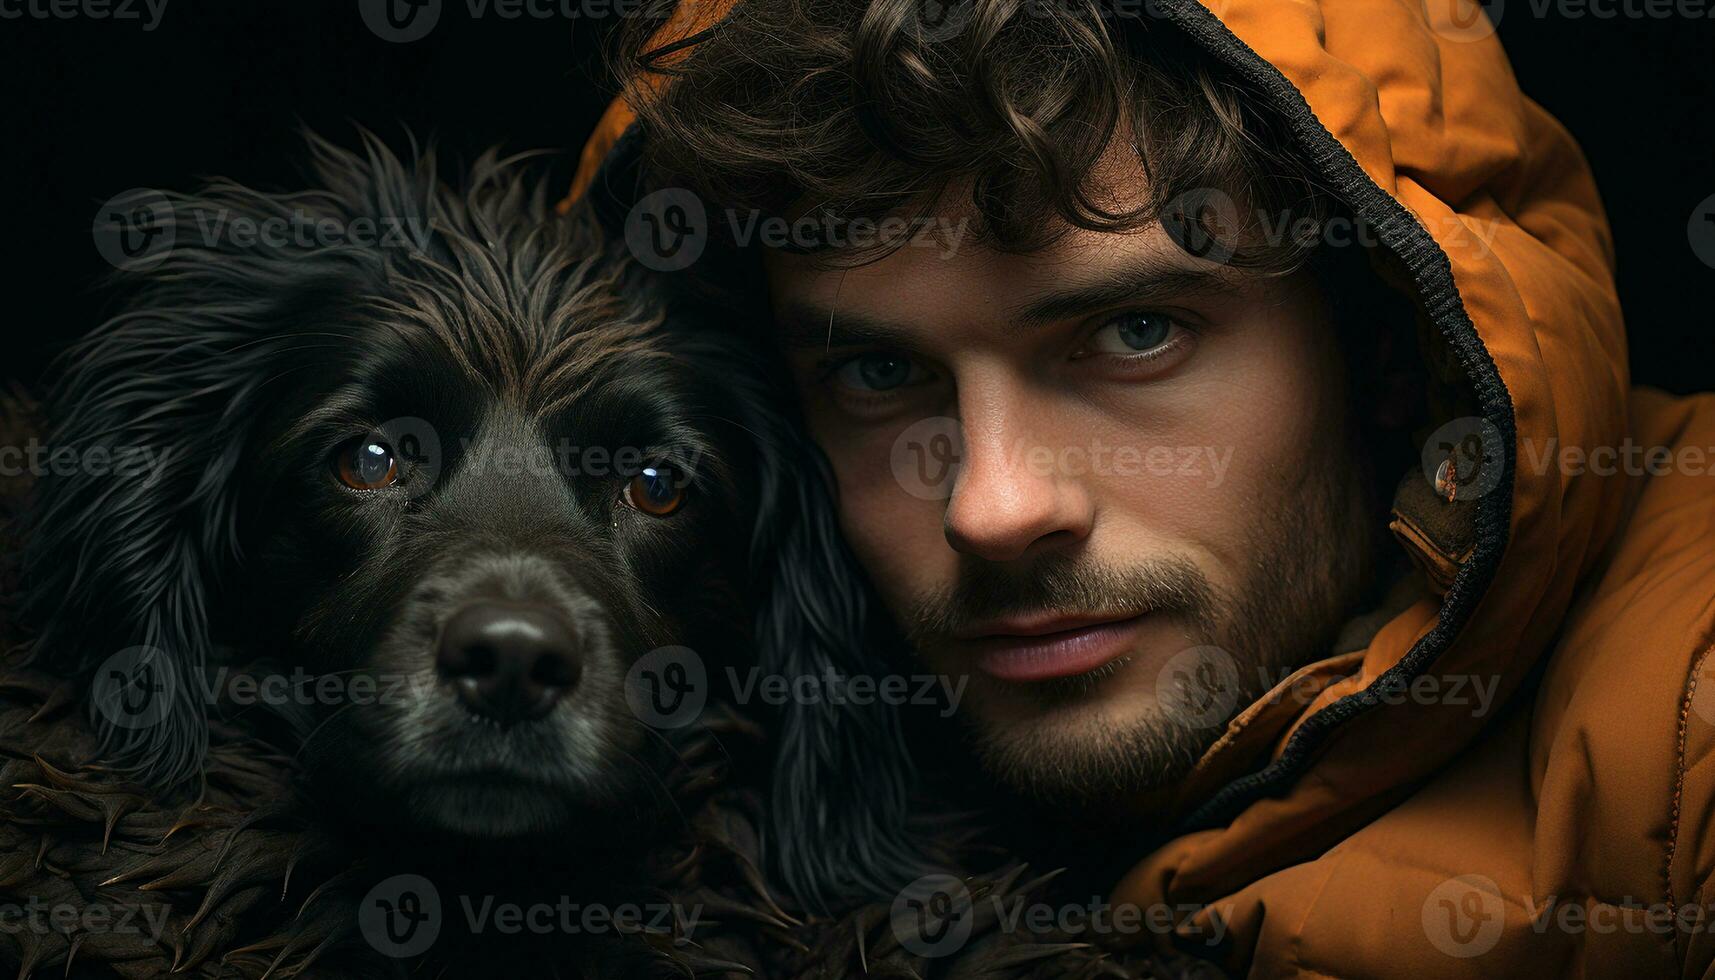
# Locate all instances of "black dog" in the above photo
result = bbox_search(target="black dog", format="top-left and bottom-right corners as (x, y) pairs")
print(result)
(26, 134), (784, 869)
(19, 134), (940, 952)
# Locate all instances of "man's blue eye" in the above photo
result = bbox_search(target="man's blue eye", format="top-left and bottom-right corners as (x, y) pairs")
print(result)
(834, 353), (920, 391)
(1090, 312), (1177, 354)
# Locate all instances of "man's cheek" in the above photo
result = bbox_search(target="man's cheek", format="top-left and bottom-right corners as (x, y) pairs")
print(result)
(832, 472), (947, 608)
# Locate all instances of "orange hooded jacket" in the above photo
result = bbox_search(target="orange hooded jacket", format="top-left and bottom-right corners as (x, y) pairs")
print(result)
(567, 1), (1715, 975)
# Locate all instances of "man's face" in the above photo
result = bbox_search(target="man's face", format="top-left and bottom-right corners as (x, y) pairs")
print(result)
(765, 196), (1377, 808)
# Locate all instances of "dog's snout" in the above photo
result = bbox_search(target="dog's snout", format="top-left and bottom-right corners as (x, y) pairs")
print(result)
(436, 602), (583, 726)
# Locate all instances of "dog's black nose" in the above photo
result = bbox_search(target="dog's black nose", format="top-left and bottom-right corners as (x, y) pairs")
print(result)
(436, 602), (582, 726)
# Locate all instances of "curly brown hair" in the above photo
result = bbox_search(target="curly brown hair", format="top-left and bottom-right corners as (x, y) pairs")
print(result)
(606, 0), (1422, 913)
(615, 0), (1331, 266)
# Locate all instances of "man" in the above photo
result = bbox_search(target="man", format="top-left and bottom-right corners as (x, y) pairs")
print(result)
(567, 0), (1715, 975)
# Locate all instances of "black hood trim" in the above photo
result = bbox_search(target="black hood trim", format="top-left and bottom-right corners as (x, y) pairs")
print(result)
(1155, 0), (1518, 834)
(570, 0), (1520, 863)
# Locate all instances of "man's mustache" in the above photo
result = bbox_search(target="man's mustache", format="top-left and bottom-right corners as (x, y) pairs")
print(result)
(902, 554), (1217, 646)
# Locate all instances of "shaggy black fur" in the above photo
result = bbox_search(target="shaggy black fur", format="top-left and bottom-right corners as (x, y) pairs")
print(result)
(0, 140), (1223, 980)
(19, 131), (925, 909)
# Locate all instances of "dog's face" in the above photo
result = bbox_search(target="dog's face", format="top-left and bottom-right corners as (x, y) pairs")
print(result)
(240, 294), (754, 847)
(27, 138), (768, 856)
(30, 136), (943, 906)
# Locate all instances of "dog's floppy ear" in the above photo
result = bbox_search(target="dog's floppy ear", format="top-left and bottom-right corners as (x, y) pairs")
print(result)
(22, 132), (420, 789)
(744, 413), (931, 909)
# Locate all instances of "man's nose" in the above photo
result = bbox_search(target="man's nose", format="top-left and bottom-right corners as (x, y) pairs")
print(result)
(941, 403), (1095, 563)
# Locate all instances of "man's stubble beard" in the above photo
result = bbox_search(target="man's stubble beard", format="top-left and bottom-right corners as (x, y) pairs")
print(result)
(901, 444), (1378, 809)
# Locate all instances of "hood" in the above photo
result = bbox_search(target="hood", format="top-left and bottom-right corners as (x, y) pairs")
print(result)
(566, 0), (1629, 912)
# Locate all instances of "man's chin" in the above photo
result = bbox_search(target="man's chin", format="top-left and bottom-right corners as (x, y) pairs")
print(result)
(955, 672), (1217, 807)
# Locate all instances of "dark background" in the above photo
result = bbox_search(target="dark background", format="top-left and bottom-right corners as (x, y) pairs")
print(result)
(1, 1), (1711, 392)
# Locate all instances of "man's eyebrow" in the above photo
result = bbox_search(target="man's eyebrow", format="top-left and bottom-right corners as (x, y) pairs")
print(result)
(775, 301), (924, 352)
(774, 256), (1242, 350)
(1012, 259), (1238, 326)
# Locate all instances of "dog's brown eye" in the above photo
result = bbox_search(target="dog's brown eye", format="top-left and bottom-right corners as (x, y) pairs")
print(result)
(623, 465), (685, 516)
(334, 439), (398, 490)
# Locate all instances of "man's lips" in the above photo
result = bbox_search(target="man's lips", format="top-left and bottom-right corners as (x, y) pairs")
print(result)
(951, 613), (1149, 683)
